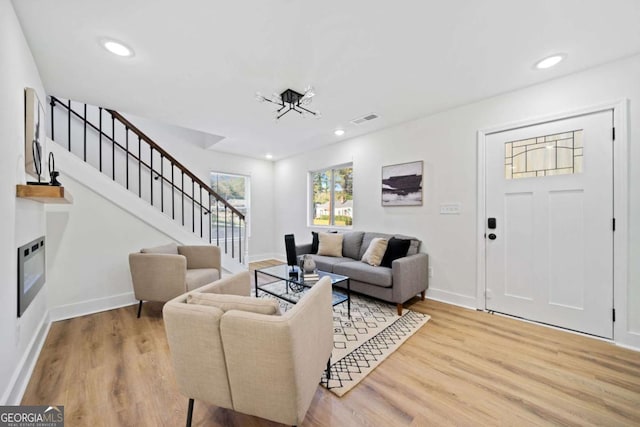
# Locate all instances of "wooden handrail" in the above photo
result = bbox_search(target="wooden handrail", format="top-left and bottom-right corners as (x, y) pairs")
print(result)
(105, 110), (245, 220)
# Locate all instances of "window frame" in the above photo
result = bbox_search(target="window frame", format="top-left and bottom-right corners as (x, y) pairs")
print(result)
(308, 162), (353, 228)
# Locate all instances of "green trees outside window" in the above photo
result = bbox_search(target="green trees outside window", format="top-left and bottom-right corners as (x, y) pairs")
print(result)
(311, 165), (353, 226)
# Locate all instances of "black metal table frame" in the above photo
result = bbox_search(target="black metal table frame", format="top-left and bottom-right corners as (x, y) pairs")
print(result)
(254, 267), (351, 317)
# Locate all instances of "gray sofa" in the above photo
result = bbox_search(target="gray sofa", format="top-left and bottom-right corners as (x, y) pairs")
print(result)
(296, 231), (428, 315)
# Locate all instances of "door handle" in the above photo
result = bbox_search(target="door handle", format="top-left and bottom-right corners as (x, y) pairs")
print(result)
(488, 233), (497, 240)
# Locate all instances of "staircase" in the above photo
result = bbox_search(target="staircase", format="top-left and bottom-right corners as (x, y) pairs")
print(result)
(47, 96), (246, 268)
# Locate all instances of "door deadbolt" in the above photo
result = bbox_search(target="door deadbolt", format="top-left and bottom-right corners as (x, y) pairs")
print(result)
(488, 233), (497, 240)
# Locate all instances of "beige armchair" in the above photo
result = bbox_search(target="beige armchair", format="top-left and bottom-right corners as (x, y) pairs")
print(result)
(163, 272), (334, 426)
(129, 242), (221, 317)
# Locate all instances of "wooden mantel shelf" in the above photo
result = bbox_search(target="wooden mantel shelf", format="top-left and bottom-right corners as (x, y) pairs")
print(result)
(16, 184), (73, 204)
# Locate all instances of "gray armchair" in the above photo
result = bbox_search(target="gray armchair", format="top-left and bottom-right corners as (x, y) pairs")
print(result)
(163, 272), (334, 426)
(129, 242), (221, 317)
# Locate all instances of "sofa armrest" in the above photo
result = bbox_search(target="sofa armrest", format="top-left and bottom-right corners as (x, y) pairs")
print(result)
(295, 243), (313, 255)
(391, 253), (429, 304)
(178, 245), (221, 271)
(198, 271), (251, 296)
(129, 253), (188, 302)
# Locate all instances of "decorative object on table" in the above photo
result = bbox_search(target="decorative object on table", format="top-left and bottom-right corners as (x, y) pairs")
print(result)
(302, 272), (320, 283)
(48, 152), (61, 186)
(301, 253), (317, 273)
(382, 160), (423, 206)
(25, 87), (47, 185)
(255, 86), (320, 120)
(257, 291), (430, 397)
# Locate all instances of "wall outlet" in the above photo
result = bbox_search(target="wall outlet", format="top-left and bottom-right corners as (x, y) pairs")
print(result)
(440, 203), (461, 214)
(428, 266), (433, 278)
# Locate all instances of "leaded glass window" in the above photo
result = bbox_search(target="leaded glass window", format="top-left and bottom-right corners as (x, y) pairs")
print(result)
(505, 130), (583, 179)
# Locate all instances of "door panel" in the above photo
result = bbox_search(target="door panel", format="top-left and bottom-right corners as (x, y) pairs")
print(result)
(485, 110), (613, 338)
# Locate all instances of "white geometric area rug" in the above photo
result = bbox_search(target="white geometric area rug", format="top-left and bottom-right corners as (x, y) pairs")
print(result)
(261, 291), (430, 397)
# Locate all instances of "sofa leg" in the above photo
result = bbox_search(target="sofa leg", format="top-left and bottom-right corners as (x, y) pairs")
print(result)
(397, 304), (403, 316)
(420, 290), (426, 301)
(137, 300), (143, 318)
(186, 398), (194, 427)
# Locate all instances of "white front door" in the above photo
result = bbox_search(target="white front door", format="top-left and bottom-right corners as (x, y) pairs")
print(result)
(485, 110), (614, 338)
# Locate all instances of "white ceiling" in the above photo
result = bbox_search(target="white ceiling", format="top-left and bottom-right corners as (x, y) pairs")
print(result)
(12, 0), (640, 161)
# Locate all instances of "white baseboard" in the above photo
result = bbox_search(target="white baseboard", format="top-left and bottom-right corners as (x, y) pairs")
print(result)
(49, 292), (137, 322)
(247, 253), (284, 263)
(2, 314), (51, 405)
(426, 288), (477, 310)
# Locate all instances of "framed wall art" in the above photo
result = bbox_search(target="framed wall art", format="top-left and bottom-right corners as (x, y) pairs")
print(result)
(24, 87), (46, 182)
(381, 160), (423, 206)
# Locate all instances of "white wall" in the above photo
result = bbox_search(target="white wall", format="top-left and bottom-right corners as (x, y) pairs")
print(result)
(274, 54), (640, 347)
(0, 0), (50, 403)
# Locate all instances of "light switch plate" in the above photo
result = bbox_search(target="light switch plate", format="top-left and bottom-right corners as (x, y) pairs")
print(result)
(440, 203), (461, 214)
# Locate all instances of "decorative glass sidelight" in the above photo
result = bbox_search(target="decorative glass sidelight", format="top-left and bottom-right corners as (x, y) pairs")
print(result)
(505, 130), (583, 179)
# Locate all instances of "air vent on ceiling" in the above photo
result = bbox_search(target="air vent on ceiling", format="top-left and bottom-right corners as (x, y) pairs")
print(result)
(350, 113), (379, 125)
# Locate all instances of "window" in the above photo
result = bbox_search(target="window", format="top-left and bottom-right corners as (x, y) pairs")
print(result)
(505, 130), (583, 179)
(210, 172), (250, 238)
(310, 164), (353, 226)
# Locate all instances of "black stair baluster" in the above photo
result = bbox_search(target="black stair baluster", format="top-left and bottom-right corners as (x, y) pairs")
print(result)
(191, 180), (195, 233)
(160, 155), (164, 213)
(150, 147), (154, 206)
(224, 205), (227, 254)
(99, 107), (102, 171)
(125, 127), (129, 189)
(138, 136), (141, 198)
(171, 165), (175, 220)
(208, 194), (212, 244)
(111, 115), (115, 180)
(83, 104), (87, 161)
(231, 212), (235, 259)
(67, 99), (71, 151)
(181, 171), (185, 226)
(199, 186), (203, 238)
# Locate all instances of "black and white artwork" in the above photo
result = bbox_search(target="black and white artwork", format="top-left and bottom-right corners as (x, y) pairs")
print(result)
(381, 161), (423, 206)
(24, 87), (46, 180)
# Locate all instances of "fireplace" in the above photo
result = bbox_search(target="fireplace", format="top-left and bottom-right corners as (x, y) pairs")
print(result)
(17, 236), (45, 317)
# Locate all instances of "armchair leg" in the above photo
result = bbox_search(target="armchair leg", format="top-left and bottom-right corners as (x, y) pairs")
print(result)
(186, 398), (194, 427)
(397, 304), (403, 316)
(137, 300), (143, 318)
(420, 290), (426, 301)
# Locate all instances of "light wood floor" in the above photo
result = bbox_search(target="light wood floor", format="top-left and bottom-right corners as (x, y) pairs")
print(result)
(23, 262), (640, 426)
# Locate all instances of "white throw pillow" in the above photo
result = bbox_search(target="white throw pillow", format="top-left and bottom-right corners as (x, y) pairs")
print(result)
(361, 238), (389, 266)
(317, 232), (343, 257)
(187, 293), (281, 315)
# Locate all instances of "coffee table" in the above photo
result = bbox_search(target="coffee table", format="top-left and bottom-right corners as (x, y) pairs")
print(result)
(254, 264), (351, 317)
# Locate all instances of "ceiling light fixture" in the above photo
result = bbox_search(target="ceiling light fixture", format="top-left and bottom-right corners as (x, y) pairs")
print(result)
(256, 86), (320, 120)
(334, 129), (345, 136)
(534, 53), (566, 69)
(101, 38), (134, 57)
(265, 154), (273, 159)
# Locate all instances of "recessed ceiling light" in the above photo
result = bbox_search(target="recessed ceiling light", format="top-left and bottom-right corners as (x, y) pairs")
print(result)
(101, 38), (134, 57)
(534, 53), (566, 70)
(265, 154), (273, 159)
(334, 129), (345, 136)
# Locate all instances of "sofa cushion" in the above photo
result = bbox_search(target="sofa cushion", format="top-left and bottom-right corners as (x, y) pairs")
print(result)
(317, 232), (343, 257)
(394, 234), (421, 255)
(333, 261), (393, 288)
(361, 237), (389, 266)
(185, 268), (220, 291)
(305, 255), (352, 273)
(187, 292), (280, 315)
(141, 242), (179, 254)
(381, 237), (411, 268)
(358, 232), (393, 259)
(342, 231), (364, 259)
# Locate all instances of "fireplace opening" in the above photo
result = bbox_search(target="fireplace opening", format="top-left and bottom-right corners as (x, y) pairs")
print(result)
(17, 236), (45, 317)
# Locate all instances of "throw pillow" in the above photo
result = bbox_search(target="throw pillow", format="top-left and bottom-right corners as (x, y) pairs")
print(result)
(311, 231), (319, 254)
(140, 242), (179, 254)
(361, 237), (389, 266)
(317, 232), (343, 257)
(380, 237), (411, 268)
(187, 293), (281, 315)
